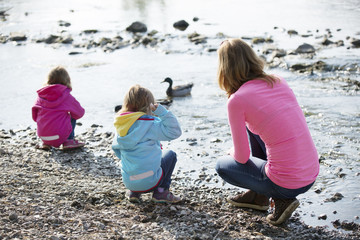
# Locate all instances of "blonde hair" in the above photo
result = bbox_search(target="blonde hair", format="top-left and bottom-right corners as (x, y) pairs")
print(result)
(47, 66), (72, 89)
(217, 38), (278, 97)
(120, 84), (155, 115)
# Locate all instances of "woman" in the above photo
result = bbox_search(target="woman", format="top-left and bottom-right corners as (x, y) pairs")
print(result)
(215, 39), (319, 225)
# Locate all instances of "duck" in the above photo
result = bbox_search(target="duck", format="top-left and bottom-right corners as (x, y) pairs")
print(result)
(161, 77), (193, 97)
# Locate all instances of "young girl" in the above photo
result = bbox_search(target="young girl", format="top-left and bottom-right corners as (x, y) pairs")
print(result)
(32, 66), (85, 150)
(215, 39), (319, 225)
(112, 84), (182, 203)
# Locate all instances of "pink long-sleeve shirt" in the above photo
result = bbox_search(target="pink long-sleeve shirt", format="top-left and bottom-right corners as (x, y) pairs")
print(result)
(228, 77), (319, 189)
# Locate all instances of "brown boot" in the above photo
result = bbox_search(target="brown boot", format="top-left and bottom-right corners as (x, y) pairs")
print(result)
(227, 190), (269, 211)
(266, 198), (300, 225)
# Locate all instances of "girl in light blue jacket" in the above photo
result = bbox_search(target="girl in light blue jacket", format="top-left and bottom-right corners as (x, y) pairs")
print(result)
(112, 84), (182, 203)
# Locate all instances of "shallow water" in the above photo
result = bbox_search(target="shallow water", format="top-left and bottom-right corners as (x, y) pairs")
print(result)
(1, 0), (360, 230)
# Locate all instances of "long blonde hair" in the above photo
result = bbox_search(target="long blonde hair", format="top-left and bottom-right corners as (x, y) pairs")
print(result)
(217, 38), (278, 97)
(120, 84), (155, 115)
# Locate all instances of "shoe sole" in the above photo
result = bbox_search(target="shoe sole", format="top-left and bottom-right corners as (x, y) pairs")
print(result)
(266, 199), (300, 225)
(227, 197), (269, 211)
(129, 197), (140, 203)
(62, 144), (85, 150)
(151, 198), (181, 204)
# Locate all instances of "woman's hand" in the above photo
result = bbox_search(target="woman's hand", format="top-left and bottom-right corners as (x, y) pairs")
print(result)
(150, 103), (159, 111)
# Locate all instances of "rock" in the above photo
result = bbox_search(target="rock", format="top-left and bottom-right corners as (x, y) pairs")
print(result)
(271, 49), (286, 58)
(58, 20), (71, 27)
(322, 38), (334, 46)
(83, 29), (98, 34)
(295, 43), (316, 53)
(68, 51), (82, 55)
(210, 138), (222, 143)
(9, 32), (27, 41)
(252, 37), (266, 44)
(325, 192), (344, 202)
(288, 30), (298, 35)
(126, 21), (147, 33)
(188, 32), (207, 44)
(290, 63), (310, 71)
(318, 214), (327, 220)
(350, 38), (360, 48)
(42, 35), (61, 44)
(9, 212), (18, 222)
(173, 20), (189, 31)
(0, 35), (7, 43)
(193, 17), (199, 22)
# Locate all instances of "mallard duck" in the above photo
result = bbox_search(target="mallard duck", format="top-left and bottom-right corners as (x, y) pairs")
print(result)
(114, 99), (173, 112)
(161, 77), (193, 97)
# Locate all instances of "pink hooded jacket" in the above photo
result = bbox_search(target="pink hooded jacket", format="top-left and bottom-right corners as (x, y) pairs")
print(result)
(32, 84), (85, 147)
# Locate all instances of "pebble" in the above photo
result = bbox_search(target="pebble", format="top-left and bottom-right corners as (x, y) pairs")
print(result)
(1, 127), (358, 239)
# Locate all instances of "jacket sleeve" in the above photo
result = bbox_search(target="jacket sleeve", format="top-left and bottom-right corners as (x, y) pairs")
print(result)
(148, 104), (182, 141)
(67, 94), (85, 120)
(111, 135), (122, 160)
(31, 105), (38, 122)
(227, 94), (250, 164)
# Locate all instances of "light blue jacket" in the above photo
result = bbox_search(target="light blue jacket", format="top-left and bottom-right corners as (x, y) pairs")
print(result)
(112, 104), (182, 191)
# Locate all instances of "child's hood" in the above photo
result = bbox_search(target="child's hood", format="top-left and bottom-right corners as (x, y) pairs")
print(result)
(36, 84), (71, 107)
(114, 112), (146, 137)
(114, 111), (154, 149)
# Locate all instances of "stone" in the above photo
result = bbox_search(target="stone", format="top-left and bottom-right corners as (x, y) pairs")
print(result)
(9, 32), (27, 41)
(295, 43), (316, 53)
(173, 20), (189, 31)
(126, 21), (147, 33)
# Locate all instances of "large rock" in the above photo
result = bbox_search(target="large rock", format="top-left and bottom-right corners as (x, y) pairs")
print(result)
(350, 38), (360, 48)
(295, 43), (315, 53)
(9, 32), (27, 41)
(126, 21), (147, 33)
(173, 20), (189, 31)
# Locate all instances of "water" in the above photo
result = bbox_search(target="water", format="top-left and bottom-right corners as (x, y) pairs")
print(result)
(1, 0), (360, 230)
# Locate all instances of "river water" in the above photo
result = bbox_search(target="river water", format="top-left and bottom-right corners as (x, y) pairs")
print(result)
(1, 0), (359, 230)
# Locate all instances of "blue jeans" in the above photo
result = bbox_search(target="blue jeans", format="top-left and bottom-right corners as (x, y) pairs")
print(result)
(157, 150), (177, 190)
(215, 130), (314, 199)
(67, 118), (76, 139)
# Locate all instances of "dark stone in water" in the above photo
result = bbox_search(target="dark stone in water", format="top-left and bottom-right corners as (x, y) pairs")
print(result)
(9, 32), (27, 41)
(295, 43), (316, 53)
(322, 38), (334, 46)
(126, 21), (147, 33)
(173, 20), (189, 31)
(325, 192), (344, 202)
(58, 20), (71, 27)
(83, 29), (98, 34)
(287, 30), (298, 35)
(350, 38), (360, 48)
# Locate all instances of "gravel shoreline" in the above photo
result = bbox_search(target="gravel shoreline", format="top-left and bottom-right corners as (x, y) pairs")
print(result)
(1, 127), (359, 239)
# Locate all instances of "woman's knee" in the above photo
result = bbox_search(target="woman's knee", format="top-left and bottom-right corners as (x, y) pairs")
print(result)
(215, 158), (226, 176)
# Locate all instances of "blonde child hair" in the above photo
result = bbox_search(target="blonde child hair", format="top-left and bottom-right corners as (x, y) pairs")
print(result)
(120, 84), (155, 115)
(217, 38), (278, 97)
(47, 66), (72, 89)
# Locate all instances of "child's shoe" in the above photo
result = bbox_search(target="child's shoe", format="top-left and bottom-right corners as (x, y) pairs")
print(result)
(266, 198), (300, 225)
(129, 191), (142, 203)
(36, 143), (52, 151)
(62, 139), (85, 150)
(227, 190), (269, 211)
(152, 188), (181, 203)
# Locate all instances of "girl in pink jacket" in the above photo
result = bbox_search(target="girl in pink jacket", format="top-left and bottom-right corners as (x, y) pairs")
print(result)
(32, 66), (85, 150)
(215, 39), (319, 225)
